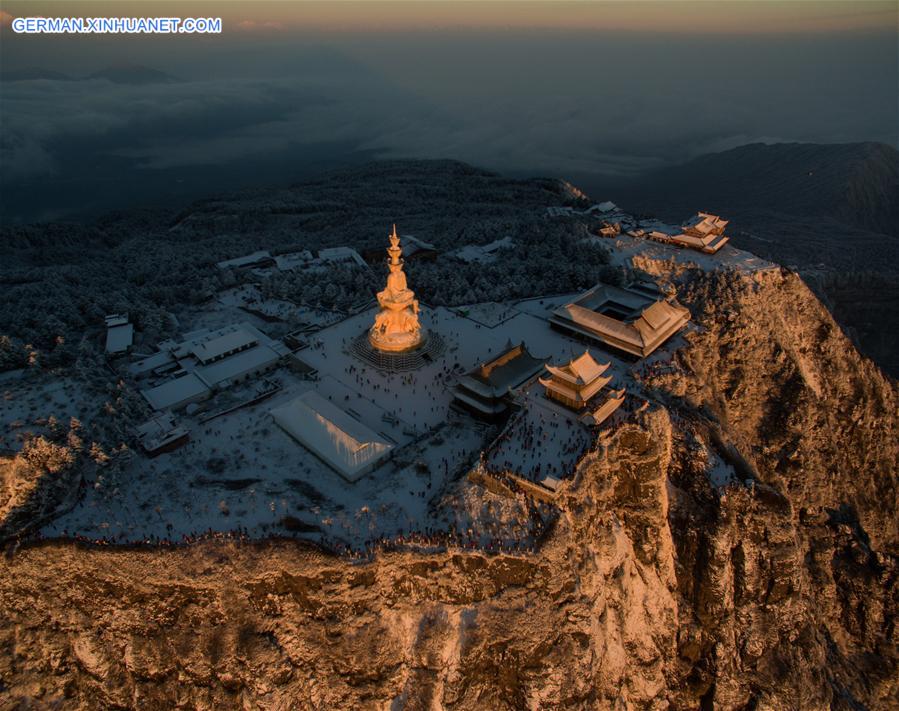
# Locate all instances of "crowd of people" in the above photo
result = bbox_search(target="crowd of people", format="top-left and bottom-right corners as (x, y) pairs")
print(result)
(16, 515), (558, 562)
(317, 513), (555, 562)
(485, 402), (588, 482)
(16, 526), (255, 551)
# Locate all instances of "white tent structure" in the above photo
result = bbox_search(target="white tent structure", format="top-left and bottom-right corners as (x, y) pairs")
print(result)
(271, 391), (393, 482)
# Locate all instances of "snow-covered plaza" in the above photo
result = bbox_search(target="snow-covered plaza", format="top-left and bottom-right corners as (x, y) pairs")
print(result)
(37, 296), (652, 549)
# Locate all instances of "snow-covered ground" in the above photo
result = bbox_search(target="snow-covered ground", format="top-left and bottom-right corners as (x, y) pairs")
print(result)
(295, 303), (633, 442)
(40, 299), (648, 548)
(597, 231), (776, 274)
(217, 285), (299, 323)
(41, 365), (490, 547)
(485, 384), (592, 484)
(451, 301), (518, 328)
(0, 376), (94, 453)
(701, 443), (739, 489)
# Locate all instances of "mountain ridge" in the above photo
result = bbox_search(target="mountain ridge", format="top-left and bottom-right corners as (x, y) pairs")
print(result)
(1, 64), (180, 85)
(596, 140), (899, 238)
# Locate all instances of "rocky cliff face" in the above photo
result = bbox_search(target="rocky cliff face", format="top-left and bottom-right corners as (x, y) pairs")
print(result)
(1, 268), (896, 709)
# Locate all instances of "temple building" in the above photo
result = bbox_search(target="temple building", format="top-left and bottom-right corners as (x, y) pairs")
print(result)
(539, 350), (625, 426)
(369, 225), (424, 353)
(646, 213), (729, 254)
(596, 221), (621, 238)
(540, 350), (611, 409)
(136, 322), (287, 411)
(454, 342), (547, 419)
(682, 212), (728, 241)
(550, 282), (690, 359)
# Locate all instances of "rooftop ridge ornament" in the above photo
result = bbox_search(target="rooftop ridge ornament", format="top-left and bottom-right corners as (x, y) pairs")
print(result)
(369, 225), (425, 353)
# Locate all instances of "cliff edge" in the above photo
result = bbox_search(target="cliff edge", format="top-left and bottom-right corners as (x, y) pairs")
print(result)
(1, 266), (896, 709)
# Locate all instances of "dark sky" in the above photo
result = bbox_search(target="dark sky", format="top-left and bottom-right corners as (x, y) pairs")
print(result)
(1, 1), (896, 223)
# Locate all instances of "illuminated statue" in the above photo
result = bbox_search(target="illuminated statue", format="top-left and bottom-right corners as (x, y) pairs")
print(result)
(369, 225), (425, 352)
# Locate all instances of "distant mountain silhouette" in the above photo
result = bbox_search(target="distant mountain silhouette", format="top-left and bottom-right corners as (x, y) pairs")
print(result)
(1, 64), (180, 85)
(0, 67), (74, 82)
(86, 65), (180, 85)
(609, 142), (899, 237)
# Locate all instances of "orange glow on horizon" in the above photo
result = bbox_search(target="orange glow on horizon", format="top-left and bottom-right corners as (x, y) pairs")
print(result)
(2, 1), (896, 36)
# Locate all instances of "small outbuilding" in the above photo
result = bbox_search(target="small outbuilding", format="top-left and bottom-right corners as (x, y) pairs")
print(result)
(104, 313), (134, 355)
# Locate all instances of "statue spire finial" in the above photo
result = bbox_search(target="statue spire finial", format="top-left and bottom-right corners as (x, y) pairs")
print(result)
(389, 223), (400, 252)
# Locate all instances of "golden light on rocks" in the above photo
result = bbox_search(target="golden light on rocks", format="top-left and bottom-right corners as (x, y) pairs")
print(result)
(369, 225), (425, 353)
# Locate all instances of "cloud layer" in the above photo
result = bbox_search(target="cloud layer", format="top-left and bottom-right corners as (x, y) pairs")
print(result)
(1, 29), (896, 221)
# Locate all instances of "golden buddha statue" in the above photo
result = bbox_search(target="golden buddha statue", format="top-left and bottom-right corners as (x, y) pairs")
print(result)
(369, 225), (425, 352)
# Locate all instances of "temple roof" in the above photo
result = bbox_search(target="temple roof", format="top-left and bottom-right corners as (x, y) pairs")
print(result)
(683, 212), (728, 235)
(544, 350), (610, 385)
(552, 293), (690, 357)
(580, 388), (627, 426)
(459, 342), (547, 398)
(557, 304), (644, 348)
(190, 326), (257, 364)
(539, 373), (611, 403)
(633, 301), (689, 344)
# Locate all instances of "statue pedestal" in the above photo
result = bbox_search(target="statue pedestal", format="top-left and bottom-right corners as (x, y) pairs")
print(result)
(352, 329), (445, 372)
(369, 326), (425, 353)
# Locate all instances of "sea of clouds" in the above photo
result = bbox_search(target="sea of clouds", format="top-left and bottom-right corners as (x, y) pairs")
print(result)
(1, 30), (896, 221)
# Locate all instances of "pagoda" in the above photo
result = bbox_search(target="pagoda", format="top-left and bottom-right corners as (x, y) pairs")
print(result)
(540, 350), (612, 409)
(540, 349), (626, 425)
(369, 225), (425, 353)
